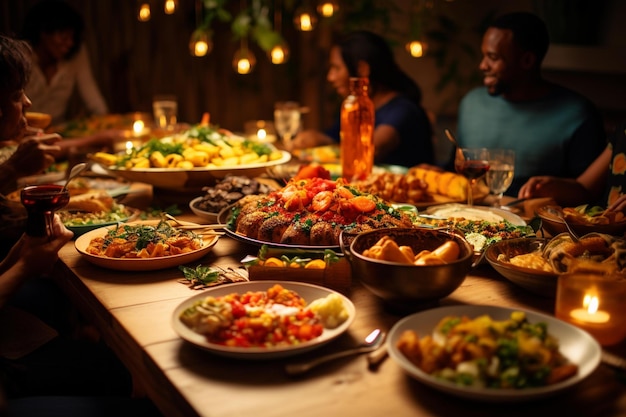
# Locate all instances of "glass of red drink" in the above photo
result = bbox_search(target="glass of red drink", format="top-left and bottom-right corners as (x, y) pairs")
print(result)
(20, 184), (70, 238)
(454, 148), (490, 206)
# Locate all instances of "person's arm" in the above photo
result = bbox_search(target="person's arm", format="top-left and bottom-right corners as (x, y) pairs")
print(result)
(372, 124), (400, 160)
(0, 134), (61, 194)
(291, 129), (335, 149)
(518, 146), (611, 206)
(0, 215), (73, 307)
(74, 45), (109, 115)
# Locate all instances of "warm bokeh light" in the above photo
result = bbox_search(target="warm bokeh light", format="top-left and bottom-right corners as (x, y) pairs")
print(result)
(406, 40), (427, 58)
(294, 7), (317, 31)
(233, 48), (256, 74)
(164, 0), (178, 14)
(138, 3), (151, 21)
(269, 43), (289, 64)
(189, 29), (213, 57)
(317, 1), (339, 18)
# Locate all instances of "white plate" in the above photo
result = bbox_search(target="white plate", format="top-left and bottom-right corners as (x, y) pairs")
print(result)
(74, 220), (219, 271)
(99, 150), (291, 190)
(172, 281), (355, 359)
(189, 196), (219, 223)
(387, 305), (601, 402)
(426, 203), (526, 225)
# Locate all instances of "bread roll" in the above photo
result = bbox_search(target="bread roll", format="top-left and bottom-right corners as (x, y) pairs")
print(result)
(65, 191), (114, 212)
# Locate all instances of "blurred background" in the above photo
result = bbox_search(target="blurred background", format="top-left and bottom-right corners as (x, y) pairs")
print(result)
(1, 0), (625, 160)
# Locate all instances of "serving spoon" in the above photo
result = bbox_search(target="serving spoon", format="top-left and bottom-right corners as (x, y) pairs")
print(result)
(285, 329), (386, 376)
(61, 162), (88, 193)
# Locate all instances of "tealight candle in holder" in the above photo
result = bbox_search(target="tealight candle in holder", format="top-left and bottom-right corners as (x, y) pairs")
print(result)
(244, 120), (277, 143)
(556, 273), (626, 346)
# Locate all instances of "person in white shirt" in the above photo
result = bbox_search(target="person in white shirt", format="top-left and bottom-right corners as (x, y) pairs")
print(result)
(21, 0), (108, 125)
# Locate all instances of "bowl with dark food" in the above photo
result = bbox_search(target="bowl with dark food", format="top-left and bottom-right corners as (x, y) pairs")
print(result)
(536, 204), (626, 237)
(485, 238), (558, 297)
(190, 175), (274, 223)
(343, 227), (473, 309)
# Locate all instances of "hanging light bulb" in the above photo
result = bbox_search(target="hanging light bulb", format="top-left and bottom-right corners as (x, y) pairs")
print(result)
(317, 1), (339, 18)
(137, 2), (151, 22)
(164, 0), (178, 14)
(293, 4), (317, 31)
(233, 39), (256, 74)
(189, 28), (213, 57)
(406, 40), (427, 58)
(268, 42), (290, 64)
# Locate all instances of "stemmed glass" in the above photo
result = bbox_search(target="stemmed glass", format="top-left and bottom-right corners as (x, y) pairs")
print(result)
(274, 101), (301, 150)
(485, 149), (515, 208)
(20, 184), (70, 238)
(454, 148), (490, 206)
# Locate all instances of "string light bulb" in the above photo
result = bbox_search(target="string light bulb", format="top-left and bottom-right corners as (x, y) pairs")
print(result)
(164, 0), (178, 14)
(268, 42), (289, 64)
(137, 2), (151, 22)
(317, 1), (339, 18)
(233, 39), (256, 74)
(189, 29), (213, 57)
(406, 40), (427, 58)
(293, 4), (317, 31)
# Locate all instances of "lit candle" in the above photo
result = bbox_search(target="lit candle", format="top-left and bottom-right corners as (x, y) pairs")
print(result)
(569, 293), (610, 324)
(133, 120), (145, 136)
(125, 141), (134, 154)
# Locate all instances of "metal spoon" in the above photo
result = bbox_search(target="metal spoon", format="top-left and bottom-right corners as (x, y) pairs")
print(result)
(61, 162), (88, 193)
(285, 329), (386, 376)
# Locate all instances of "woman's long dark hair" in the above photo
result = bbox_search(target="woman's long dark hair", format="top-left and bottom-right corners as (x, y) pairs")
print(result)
(338, 30), (423, 107)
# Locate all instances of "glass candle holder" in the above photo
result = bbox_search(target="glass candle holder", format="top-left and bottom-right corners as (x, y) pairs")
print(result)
(555, 273), (626, 346)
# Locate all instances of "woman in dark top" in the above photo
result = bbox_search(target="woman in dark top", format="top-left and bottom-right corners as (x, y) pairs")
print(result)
(293, 30), (434, 167)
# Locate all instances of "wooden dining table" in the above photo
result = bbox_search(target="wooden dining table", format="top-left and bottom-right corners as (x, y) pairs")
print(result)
(51, 187), (626, 417)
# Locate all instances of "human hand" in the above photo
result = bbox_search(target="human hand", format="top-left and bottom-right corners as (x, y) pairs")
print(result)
(13, 215), (74, 277)
(606, 195), (626, 213)
(518, 176), (561, 199)
(4, 134), (61, 178)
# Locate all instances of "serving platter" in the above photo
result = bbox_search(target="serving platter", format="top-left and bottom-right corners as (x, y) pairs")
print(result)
(74, 220), (220, 271)
(171, 281), (355, 359)
(97, 150), (291, 190)
(387, 305), (601, 402)
(217, 204), (341, 250)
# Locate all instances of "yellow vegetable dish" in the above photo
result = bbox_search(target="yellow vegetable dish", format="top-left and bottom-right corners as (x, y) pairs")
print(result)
(396, 311), (578, 389)
(91, 125), (283, 170)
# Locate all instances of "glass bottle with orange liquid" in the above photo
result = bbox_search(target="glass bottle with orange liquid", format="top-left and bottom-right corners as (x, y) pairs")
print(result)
(340, 77), (374, 181)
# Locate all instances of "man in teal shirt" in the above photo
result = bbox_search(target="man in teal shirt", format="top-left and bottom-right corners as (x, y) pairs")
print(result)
(456, 11), (605, 196)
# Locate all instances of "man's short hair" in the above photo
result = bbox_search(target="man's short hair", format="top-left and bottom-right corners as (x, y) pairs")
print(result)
(491, 12), (550, 63)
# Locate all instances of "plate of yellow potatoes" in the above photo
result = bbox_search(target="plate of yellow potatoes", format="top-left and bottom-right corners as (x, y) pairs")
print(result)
(91, 125), (291, 190)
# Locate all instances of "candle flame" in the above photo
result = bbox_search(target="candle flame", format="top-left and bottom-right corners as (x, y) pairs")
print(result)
(583, 293), (600, 314)
(133, 120), (145, 135)
(257, 128), (267, 140)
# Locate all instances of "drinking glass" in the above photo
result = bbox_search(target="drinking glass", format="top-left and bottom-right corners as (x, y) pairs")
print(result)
(454, 148), (490, 206)
(485, 149), (515, 208)
(274, 101), (301, 150)
(153, 95), (178, 130)
(20, 184), (70, 238)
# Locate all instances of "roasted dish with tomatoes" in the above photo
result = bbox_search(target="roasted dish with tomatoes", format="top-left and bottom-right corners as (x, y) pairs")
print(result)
(226, 177), (416, 246)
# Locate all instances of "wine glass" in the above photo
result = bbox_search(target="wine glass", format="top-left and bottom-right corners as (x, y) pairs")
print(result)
(454, 148), (490, 206)
(20, 184), (70, 238)
(485, 149), (515, 208)
(274, 101), (301, 150)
